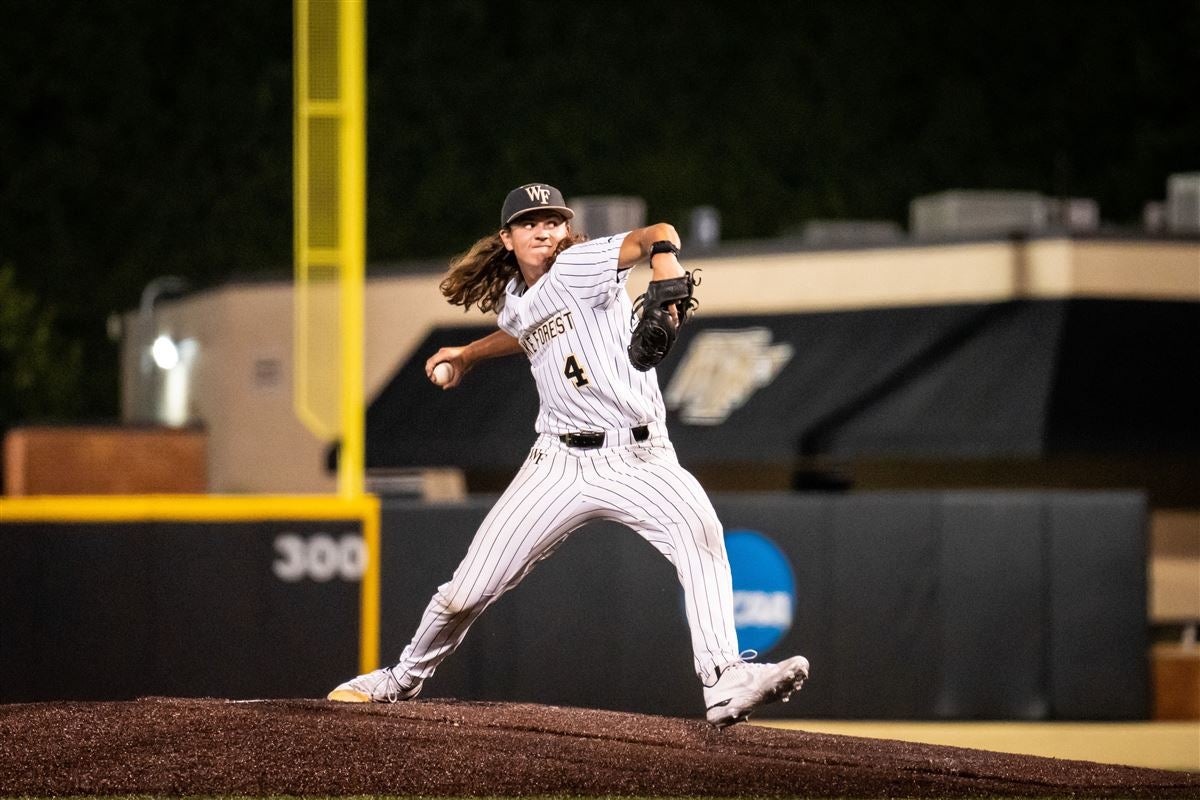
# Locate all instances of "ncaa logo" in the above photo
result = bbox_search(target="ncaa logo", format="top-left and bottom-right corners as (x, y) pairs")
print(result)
(725, 529), (795, 654)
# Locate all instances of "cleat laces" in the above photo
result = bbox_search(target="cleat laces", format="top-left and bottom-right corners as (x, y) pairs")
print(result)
(352, 667), (413, 702)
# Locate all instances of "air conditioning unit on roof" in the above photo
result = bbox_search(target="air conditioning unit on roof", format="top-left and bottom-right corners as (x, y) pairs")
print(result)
(910, 190), (1050, 239)
(1166, 172), (1200, 234)
(567, 196), (647, 238)
(801, 220), (904, 247)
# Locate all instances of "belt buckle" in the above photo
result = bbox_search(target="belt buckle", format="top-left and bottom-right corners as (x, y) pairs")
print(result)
(564, 431), (604, 448)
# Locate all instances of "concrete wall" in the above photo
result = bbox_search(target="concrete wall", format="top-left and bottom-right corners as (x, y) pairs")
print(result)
(126, 237), (1200, 493)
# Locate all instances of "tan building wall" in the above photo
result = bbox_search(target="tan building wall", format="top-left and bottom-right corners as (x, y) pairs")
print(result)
(131, 237), (1199, 494)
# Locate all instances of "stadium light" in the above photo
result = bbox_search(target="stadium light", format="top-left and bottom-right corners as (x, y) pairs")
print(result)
(151, 334), (180, 370)
(126, 275), (194, 425)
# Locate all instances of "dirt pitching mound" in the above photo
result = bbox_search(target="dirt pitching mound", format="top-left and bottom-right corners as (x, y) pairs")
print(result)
(1, 697), (1196, 798)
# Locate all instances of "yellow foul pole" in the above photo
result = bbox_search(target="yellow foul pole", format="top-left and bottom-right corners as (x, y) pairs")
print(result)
(293, 0), (366, 499)
(294, 0), (376, 672)
(337, 0), (365, 500)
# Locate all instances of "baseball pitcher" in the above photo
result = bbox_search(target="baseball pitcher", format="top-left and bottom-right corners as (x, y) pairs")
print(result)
(328, 183), (808, 727)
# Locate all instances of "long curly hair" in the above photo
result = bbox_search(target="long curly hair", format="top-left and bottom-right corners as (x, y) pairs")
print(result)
(439, 228), (587, 313)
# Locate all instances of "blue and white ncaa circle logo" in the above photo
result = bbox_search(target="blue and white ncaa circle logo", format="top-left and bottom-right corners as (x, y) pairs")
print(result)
(725, 529), (795, 654)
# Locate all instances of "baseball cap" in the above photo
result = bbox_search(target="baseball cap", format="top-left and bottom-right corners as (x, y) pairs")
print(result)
(500, 183), (575, 226)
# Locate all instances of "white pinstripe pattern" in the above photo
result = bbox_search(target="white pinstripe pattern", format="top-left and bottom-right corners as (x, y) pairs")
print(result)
(395, 433), (739, 685)
(394, 231), (739, 689)
(499, 233), (664, 435)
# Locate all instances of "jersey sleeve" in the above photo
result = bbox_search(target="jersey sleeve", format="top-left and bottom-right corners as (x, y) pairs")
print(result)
(496, 292), (521, 337)
(552, 231), (631, 309)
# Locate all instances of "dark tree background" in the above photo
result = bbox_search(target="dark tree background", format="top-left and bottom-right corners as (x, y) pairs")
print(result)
(1, 0), (1197, 427)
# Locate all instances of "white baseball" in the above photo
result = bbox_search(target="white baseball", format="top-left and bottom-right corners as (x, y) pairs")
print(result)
(432, 362), (454, 386)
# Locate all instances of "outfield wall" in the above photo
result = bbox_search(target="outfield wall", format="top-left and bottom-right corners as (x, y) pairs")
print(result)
(1, 491), (1144, 719)
(0, 495), (379, 702)
(375, 490), (1148, 721)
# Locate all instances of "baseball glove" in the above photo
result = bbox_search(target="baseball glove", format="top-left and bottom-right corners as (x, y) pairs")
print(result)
(627, 271), (700, 371)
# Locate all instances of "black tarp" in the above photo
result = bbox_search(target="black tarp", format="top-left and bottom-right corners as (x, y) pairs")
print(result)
(364, 299), (1198, 472)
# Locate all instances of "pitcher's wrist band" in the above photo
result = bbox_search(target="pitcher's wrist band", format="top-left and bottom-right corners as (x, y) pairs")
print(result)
(650, 240), (680, 258)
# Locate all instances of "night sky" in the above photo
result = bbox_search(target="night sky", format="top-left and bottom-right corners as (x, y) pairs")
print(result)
(1, 0), (1197, 422)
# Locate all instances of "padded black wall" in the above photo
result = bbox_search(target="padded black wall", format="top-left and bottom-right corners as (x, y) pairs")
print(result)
(1, 491), (1147, 719)
(0, 521), (361, 702)
(377, 491), (1148, 721)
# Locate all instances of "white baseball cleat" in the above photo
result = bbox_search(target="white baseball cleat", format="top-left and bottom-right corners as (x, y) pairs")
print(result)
(703, 654), (810, 728)
(327, 666), (423, 703)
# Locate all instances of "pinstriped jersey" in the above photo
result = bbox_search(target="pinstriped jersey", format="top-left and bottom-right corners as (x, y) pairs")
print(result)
(497, 232), (665, 435)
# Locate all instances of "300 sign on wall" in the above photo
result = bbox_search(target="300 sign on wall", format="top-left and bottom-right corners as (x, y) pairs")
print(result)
(272, 533), (366, 582)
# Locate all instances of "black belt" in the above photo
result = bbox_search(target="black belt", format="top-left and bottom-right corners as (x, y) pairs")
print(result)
(559, 425), (650, 449)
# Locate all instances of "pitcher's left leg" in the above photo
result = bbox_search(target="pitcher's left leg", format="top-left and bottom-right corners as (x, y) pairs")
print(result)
(589, 444), (810, 727)
(585, 447), (739, 684)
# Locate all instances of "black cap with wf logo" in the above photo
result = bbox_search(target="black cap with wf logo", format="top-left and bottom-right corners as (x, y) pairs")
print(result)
(501, 183), (575, 227)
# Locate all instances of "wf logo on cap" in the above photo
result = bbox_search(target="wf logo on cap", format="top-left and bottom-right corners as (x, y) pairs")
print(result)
(501, 183), (574, 226)
(525, 185), (552, 204)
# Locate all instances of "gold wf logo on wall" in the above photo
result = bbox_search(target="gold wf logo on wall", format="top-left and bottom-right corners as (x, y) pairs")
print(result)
(664, 328), (793, 424)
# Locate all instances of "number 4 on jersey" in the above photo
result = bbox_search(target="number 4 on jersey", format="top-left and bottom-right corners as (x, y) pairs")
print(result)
(563, 354), (590, 388)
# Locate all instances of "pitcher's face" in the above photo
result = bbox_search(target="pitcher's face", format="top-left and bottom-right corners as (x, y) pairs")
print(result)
(500, 211), (568, 274)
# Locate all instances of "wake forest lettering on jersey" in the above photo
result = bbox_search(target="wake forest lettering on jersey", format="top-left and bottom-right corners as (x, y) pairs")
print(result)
(520, 309), (576, 357)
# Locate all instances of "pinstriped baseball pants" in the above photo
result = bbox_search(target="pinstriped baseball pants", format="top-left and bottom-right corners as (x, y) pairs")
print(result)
(393, 426), (740, 687)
